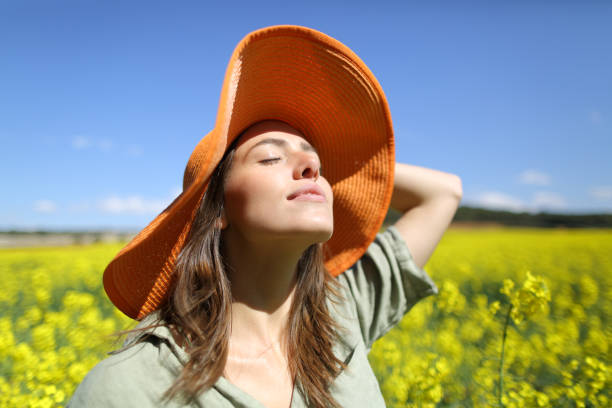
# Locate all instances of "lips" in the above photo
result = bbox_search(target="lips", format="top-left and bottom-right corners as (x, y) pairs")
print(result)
(287, 183), (326, 202)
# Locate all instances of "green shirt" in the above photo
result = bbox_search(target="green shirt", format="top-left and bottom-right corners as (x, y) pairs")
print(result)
(67, 226), (438, 407)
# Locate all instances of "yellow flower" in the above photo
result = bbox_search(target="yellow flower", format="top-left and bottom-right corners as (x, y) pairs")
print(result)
(35, 288), (51, 307)
(501, 271), (550, 325)
(578, 275), (598, 307)
(489, 300), (501, 316)
(501, 279), (515, 297)
(536, 392), (549, 406)
(4, 226), (610, 407)
(0, 317), (16, 356)
(436, 280), (466, 314)
(31, 324), (56, 351)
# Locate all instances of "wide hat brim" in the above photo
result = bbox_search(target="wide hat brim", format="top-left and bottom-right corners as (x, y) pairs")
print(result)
(103, 25), (395, 320)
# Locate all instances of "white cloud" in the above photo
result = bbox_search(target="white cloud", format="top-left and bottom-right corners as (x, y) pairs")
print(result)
(467, 191), (528, 212)
(517, 169), (551, 186)
(97, 195), (168, 215)
(532, 191), (567, 211)
(33, 200), (58, 213)
(71, 135), (115, 153)
(589, 186), (612, 201)
(465, 190), (568, 213)
(589, 111), (603, 124)
(62, 189), (180, 217)
(72, 135), (91, 150)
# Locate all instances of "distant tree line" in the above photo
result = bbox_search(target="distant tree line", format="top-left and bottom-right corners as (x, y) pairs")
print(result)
(2, 206), (612, 236)
(384, 206), (612, 228)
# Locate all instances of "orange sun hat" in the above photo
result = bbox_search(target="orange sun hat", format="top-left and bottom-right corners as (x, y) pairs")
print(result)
(103, 25), (396, 320)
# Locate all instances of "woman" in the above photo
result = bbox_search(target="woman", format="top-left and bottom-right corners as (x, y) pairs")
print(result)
(68, 25), (462, 407)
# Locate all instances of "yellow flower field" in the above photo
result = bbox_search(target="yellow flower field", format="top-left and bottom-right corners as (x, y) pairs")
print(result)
(1, 228), (610, 407)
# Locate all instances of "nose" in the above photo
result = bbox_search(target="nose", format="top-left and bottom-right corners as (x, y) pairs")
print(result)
(293, 152), (320, 180)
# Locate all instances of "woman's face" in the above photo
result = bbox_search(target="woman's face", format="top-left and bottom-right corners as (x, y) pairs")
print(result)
(222, 120), (333, 245)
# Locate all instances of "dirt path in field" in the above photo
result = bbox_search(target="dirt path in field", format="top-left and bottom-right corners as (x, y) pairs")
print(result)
(0, 232), (136, 248)
(1, 222), (510, 249)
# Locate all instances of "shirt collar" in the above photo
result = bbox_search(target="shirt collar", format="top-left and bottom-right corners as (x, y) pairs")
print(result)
(124, 310), (355, 364)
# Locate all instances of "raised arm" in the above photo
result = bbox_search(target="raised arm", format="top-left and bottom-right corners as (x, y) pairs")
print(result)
(390, 162), (463, 269)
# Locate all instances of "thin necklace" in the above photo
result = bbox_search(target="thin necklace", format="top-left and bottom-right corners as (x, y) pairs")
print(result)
(227, 339), (282, 362)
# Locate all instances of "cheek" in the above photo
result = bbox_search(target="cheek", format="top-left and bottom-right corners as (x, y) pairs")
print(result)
(223, 172), (285, 222)
(320, 179), (334, 207)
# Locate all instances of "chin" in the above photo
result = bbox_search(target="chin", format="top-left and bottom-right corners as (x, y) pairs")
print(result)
(307, 225), (334, 243)
(312, 230), (333, 244)
(285, 225), (333, 245)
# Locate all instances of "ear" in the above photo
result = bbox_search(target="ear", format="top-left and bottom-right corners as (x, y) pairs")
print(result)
(218, 211), (228, 230)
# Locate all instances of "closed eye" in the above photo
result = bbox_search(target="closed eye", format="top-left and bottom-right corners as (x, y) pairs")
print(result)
(260, 158), (281, 165)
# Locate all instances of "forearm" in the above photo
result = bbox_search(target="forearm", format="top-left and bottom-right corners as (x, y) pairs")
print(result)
(389, 162), (462, 268)
(390, 163), (463, 212)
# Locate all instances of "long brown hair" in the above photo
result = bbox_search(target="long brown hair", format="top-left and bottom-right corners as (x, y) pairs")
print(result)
(153, 129), (350, 407)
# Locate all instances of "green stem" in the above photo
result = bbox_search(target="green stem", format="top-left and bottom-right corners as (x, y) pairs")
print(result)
(499, 304), (512, 408)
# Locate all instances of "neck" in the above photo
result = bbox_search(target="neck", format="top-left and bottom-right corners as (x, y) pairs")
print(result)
(221, 227), (308, 347)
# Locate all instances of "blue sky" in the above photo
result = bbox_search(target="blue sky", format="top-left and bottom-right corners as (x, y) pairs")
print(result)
(2, 1), (611, 231)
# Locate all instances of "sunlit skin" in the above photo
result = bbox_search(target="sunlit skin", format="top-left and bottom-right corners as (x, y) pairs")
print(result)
(221, 119), (333, 249)
(219, 120), (333, 407)
(220, 120), (334, 318)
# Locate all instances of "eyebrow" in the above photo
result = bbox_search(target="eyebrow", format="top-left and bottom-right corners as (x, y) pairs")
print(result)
(246, 137), (318, 156)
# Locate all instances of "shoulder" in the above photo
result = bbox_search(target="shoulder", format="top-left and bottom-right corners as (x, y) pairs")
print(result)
(67, 336), (184, 407)
(329, 226), (408, 309)
(329, 226), (438, 348)
(333, 226), (417, 295)
(362, 225), (415, 265)
(337, 225), (438, 297)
